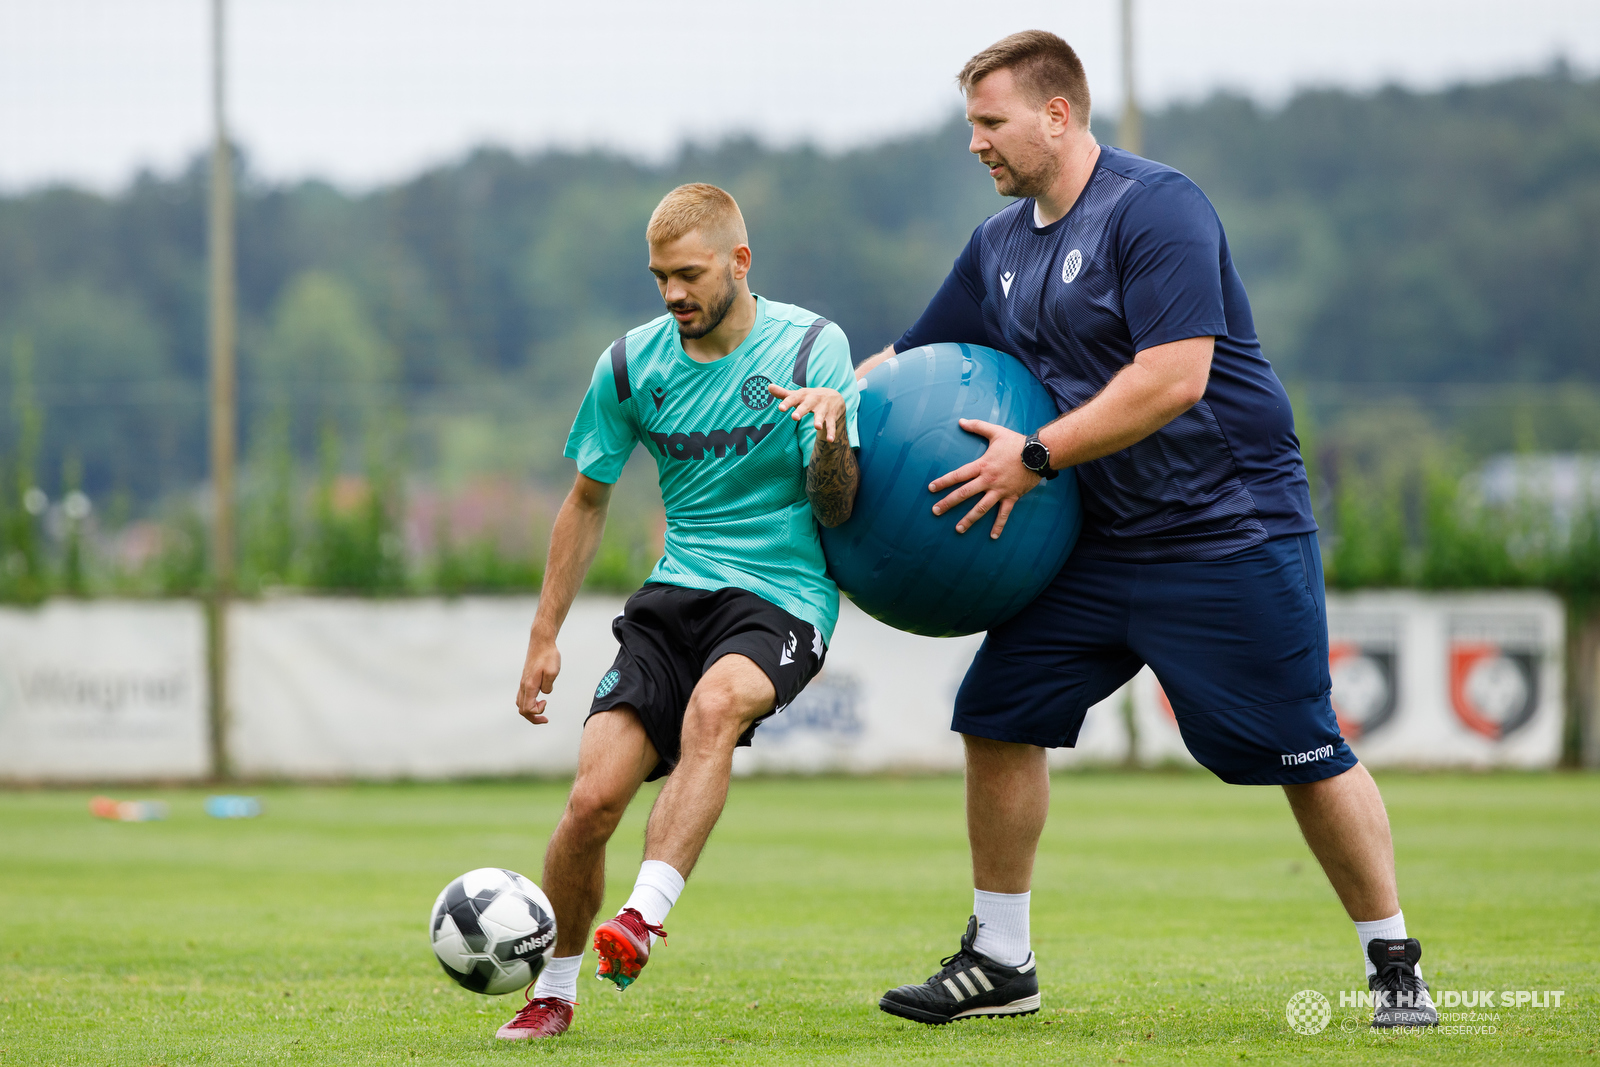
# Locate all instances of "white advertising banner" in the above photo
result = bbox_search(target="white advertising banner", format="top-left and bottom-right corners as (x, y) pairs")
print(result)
(228, 595), (1125, 780)
(227, 596), (624, 779)
(1327, 591), (1565, 768)
(0, 589), (1567, 782)
(0, 600), (208, 782)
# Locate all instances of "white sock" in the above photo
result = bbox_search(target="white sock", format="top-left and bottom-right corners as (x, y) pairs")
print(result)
(971, 889), (1031, 967)
(1354, 910), (1409, 978)
(623, 859), (685, 944)
(531, 953), (582, 1003)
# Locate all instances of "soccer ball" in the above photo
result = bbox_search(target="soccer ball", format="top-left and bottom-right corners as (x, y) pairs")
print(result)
(429, 868), (557, 994)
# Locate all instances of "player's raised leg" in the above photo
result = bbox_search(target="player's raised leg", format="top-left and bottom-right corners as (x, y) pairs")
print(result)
(593, 654), (775, 990)
(1284, 763), (1435, 1026)
(1283, 763), (1397, 922)
(496, 708), (657, 1040)
(646, 653), (775, 873)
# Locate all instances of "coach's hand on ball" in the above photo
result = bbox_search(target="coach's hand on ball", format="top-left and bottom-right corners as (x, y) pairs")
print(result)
(768, 384), (847, 441)
(929, 420), (1041, 538)
(516, 638), (561, 725)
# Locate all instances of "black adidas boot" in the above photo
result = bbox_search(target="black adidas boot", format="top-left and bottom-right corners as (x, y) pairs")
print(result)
(1368, 937), (1439, 1027)
(878, 916), (1040, 1025)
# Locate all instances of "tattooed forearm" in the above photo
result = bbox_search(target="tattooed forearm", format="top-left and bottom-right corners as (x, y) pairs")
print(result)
(807, 417), (859, 528)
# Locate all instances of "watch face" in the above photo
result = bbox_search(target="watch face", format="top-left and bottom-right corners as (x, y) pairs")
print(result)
(1022, 440), (1049, 471)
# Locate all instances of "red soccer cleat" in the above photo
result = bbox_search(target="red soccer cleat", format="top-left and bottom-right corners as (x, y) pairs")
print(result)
(494, 994), (573, 1040)
(593, 908), (666, 991)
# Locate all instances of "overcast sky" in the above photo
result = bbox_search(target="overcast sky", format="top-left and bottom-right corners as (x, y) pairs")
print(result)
(2, 0), (1595, 192)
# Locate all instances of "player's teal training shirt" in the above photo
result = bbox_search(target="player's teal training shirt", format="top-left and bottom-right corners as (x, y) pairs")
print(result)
(565, 296), (860, 642)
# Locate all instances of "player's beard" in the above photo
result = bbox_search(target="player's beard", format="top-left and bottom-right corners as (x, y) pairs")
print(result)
(670, 268), (739, 341)
(988, 138), (1062, 200)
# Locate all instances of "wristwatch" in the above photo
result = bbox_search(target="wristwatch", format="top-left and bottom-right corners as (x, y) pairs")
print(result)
(1021, 433), (1059, 480)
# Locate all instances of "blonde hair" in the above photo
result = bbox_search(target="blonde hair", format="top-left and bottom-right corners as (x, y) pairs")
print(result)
(958, 30), (1092, 128)
(645, 183), (748, 251)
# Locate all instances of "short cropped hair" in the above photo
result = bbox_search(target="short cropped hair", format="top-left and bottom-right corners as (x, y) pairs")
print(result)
(957, 30), (1091, 127)
(645, 183), (748, 251)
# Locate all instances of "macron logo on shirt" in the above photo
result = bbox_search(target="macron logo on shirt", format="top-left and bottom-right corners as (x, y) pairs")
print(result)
(1000, 270), (1015, 298)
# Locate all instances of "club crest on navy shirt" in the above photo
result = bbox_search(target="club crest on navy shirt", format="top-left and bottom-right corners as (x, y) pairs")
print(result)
(1061, 248), (1083, 284)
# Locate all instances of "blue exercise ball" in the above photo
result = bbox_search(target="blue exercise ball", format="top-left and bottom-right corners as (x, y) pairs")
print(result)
(822, 343), (1081, 637)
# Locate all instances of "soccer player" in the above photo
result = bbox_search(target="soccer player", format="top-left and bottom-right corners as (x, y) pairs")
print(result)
(496, 183), (861, 1040)
(860, 32), (1437, 1030)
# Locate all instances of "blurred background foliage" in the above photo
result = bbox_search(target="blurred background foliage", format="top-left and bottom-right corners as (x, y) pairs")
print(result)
(0, 67), (1597, 598)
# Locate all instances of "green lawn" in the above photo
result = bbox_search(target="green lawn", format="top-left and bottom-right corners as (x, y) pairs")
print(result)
(1, 772), (1595, 1065)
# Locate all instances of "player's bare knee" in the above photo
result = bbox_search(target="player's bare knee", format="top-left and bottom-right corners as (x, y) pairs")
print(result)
(563, 781), (630, 840)
(681, 687), (764, 755)
(680, 697), (750, 748)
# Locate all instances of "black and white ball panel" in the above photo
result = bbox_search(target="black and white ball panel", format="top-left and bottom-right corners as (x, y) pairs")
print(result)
(429, 867), (556, 995)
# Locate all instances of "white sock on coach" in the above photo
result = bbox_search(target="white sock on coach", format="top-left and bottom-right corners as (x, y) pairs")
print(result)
(531, 953), (583, 1003)
(623, 859), (685, 944)
(971, 889), (1032, 967)
(1354, 910), (1409, 978)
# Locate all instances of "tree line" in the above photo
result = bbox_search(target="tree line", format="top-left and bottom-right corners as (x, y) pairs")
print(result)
(0, 66), (1598, 603)
(2, 65), (1597, 501)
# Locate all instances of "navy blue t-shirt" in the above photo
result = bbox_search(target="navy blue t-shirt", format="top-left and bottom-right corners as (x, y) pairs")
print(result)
(895, 145), (1316, 563)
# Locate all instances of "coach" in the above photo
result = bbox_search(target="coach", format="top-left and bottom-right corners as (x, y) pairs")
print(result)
(860, 31), (1437, 1029)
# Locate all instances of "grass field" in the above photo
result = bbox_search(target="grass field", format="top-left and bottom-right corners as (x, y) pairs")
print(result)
(1, 772), (1595, 1065)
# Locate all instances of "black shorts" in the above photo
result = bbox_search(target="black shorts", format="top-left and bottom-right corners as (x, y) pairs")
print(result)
(587, 583), (827, 781)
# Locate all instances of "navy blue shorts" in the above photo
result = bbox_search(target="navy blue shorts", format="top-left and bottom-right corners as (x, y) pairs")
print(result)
(953, 532), (1357, 786)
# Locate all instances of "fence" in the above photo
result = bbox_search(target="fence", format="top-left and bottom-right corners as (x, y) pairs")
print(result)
(0, 590), (1583, 784)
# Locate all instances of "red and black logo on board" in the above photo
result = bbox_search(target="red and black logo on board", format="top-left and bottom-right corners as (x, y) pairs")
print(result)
(1447, 615), (1541, 741)
(1326, 613), (1403, 741)
(1328, 640), (1399, 740)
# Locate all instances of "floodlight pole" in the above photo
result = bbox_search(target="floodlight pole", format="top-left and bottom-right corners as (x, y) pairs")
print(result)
(206, 0), (236, 780)
(1116, 0), (1142, 762)
(1120, 0), (1143, 157)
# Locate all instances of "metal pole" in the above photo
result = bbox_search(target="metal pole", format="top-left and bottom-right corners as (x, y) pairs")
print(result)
(1120, 0), (1143, 157)
(207, 0), (236, 780)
